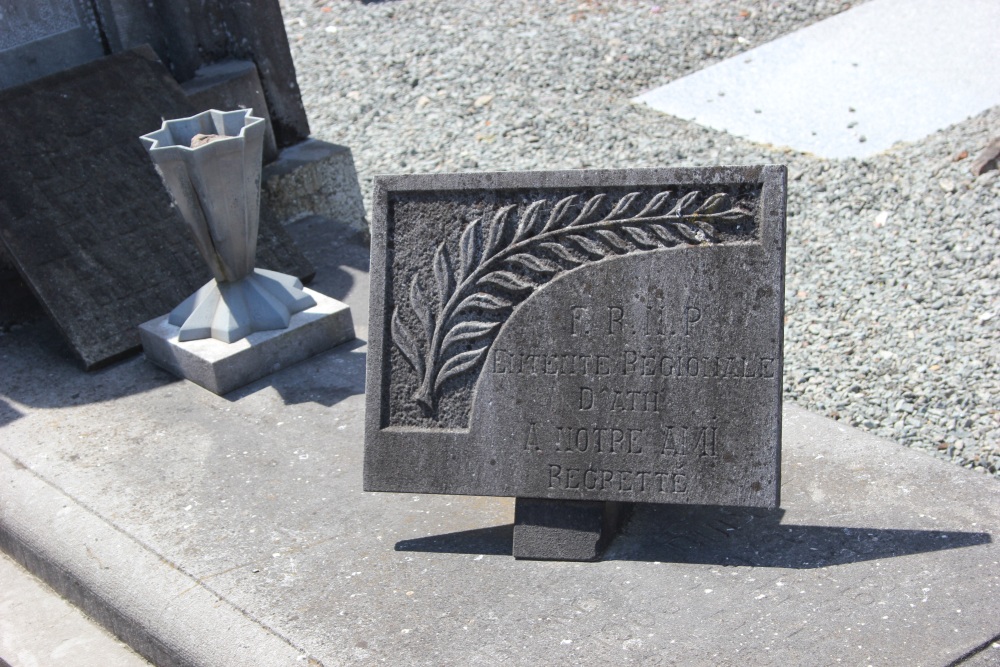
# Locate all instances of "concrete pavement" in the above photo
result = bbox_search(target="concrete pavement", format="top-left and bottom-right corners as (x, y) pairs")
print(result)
(635, 0), (1000, 158)
(1, 216), (998, 666)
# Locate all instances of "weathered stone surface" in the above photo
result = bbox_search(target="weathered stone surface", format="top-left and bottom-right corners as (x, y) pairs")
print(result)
(0, 0), (309, 150)
(365, 167), (786, 507)
(1, 222), (998, 666)
(0, 47), (313, 369)
(94, 0), (310, 149)
(261, 139), (368, 235)
(0, 0), (104, 90)
(971, 137), (1000, 177)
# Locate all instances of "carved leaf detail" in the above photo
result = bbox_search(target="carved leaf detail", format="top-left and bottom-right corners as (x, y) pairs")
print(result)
(570, 194), (605, 226)
(541, 195), (576, 233)
(605, 191), (641, 219)
(668, 190), (700, 217)
(648, 223), (681, 244)
(391, 309), (424, 379)
(513, 200), (545, 242)
(711, 207), (752, 221)
(539, 242), (584, 264)
(409, 277), (434, 343)
(691, 221), (719, 240)
(437, 346), (489, 386)
(484, 205), (515, 257)
(637, 190), (671, 216)
(433, 242), (453, 310)
(695, 192), (728, 215)
(595, 229), (632, 253)
(458, 217), (481, 281)
(455, 291), (514, 315)
(621, 226), (658, 248)
(675, 222), (707, 243)
(567, 234), (607, 256)
(506, 253), (560, 274)
(392, 187), (756, 416)
(481, 271), (536, 292)
(441, 320), (498, 351)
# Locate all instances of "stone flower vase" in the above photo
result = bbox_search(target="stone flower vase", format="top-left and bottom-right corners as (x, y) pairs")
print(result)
(140, 109), (315, 343)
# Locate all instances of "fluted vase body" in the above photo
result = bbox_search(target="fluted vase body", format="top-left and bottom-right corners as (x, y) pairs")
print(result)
(141, 109), (314, 343)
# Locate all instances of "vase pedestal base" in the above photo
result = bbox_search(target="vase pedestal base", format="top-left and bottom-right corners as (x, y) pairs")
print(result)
(139, 288), (354, 395)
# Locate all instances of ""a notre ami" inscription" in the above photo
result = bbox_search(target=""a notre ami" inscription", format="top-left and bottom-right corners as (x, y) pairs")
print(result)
(486, 301), (775, 497)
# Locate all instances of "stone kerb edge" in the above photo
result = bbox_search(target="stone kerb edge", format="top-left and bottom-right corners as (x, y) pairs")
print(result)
(0, 454), (316, 667)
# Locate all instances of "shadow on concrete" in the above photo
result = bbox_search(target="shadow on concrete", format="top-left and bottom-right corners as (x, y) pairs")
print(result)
(0, 398), (23, 428)
(238, 216), (371, 408)
(0, 315), (182, 412)
(396, 524), (514, 557)
(225, 338), (368, 407)
(283, 216), (370, 306)
(0, 216), (371, 412)
(612, 504), (992, 567)
(394, 504), (991, 567)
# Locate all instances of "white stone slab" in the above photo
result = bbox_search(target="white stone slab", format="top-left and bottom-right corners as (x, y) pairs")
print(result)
(139, 288), (354, 395)
(634, 0), (1000, 159)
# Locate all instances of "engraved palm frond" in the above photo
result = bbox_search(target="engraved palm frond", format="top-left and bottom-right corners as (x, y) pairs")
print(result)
(391, 189), (755, 414)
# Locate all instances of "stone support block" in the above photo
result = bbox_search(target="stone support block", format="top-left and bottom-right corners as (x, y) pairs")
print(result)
(513, 498), (632, 561)
(261, 139), (368, 238)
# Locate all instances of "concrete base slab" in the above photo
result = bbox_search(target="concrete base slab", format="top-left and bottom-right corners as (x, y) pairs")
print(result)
(139, 288), (354, 395)
(1, 228), (997, 667)
(634, 0), (1000, 159)
(0, 453), (311, 667)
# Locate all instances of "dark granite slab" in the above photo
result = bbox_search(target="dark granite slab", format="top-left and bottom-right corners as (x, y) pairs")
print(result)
(0, 47), (313, 369)
(365, 167), (786, 507)
(0, 0), (104, 89)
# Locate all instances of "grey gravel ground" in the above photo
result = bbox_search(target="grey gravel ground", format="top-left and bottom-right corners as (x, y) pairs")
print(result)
(280, 0), (998, 476)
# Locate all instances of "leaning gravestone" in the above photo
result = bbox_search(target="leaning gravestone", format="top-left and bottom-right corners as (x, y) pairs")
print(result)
(365, 167), (786, 560)
(0, 46), (313, 369)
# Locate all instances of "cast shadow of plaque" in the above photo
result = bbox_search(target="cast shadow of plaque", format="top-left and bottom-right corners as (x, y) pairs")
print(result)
(396, 523), (515, 557)
(394, 504), (991, 567)
(218, 216), (371, 407)
(283, 216), (370, 305)
(0, 398), (24, 428)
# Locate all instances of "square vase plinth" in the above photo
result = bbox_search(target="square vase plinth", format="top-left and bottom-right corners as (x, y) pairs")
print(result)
(139, 288), (354, 395)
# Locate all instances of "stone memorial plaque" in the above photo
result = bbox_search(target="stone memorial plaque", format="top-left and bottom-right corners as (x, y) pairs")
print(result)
(0, 47), (313, 369)
(365, 167), (785, 508)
